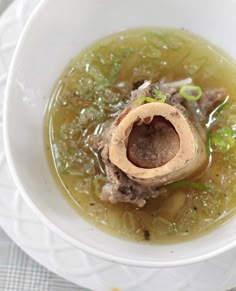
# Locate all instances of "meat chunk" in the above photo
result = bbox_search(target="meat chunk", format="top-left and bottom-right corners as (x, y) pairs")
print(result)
(95, 80), (225, 207)
(101, 162), (161, 207)
(199, 88), (225, 116)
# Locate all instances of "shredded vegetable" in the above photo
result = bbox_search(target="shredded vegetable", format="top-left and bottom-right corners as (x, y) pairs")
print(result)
(168, 181), (214, 191)
(179, 85), (202, 101)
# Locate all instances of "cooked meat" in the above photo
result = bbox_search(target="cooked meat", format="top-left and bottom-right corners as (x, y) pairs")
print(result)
(199, 88), (225, 116)
(95, 80), (225, 207)
(101, 162), (160, 207)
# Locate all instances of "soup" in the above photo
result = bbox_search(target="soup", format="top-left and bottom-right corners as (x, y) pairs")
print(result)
(45, 28), (236, 243)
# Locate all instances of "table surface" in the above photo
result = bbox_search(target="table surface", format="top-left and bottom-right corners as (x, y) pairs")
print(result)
(0, 0), (87, 290)
(0, 227), (87, 291)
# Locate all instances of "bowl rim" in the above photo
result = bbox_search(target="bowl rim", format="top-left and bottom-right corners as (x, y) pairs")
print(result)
(3, 0), (236, 268)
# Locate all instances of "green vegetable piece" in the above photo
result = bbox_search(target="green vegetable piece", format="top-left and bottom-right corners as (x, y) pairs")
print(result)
(209, 126), (236, 153)
(134, 96), (159, 104)
(152, 89), (167, 103)
(109, 62), (121, 84)
(134, 95), (165, 105)
(168, 181), (214, 191)
(211, 136), (229, 152)
(218, 127), (236, 137)
(179, 85), (202, 101)
(96, 83), (107, 92)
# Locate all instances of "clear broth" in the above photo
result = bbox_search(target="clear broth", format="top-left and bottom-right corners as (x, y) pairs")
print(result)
(45, 28), (236, 243)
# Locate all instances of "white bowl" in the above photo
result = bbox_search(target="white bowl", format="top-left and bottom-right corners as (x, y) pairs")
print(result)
(3, 0), (236, 267)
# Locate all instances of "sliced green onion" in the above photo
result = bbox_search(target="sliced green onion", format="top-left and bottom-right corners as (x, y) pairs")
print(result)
(208, 126), (236, 153)
(109, 62), (121, 84)
(152, 89), (167, 103)
(134, 96), (160, 105)
(96, 83), (108, 92)
(134, 95), (166, 105)
(179, 85), (202, 101)
(168, 181), (214, 191)
(218, 127), (236, 138)
(211, 136), (229, 152)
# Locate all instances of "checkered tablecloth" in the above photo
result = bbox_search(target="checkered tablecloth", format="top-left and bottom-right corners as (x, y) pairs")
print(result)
(0, 228), (86, 291)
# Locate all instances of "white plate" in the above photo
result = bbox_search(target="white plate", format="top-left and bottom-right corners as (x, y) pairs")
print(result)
(1, 1), (236, 290)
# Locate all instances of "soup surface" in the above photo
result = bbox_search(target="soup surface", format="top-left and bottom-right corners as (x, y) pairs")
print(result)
(45, 28), (236, 243)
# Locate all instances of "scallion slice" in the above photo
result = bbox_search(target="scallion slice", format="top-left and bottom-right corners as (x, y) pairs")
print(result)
(179, 85), (202, 101)
(168, 181), (213, 191)
(208, 126), (236, 153)
(134, 96), (160, 105)
(152, 89), (167, 103)
(134, 95), (166, 105)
